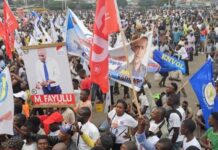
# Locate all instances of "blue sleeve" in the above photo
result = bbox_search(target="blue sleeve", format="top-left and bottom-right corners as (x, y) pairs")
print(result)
(135, 133), (156, 150)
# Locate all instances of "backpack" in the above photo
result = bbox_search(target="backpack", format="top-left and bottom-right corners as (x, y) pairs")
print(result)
(148, 119), (166, 138)
(166, 109), (182, 132)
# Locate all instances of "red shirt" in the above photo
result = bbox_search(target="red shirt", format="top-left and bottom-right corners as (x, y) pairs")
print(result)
(80, 77), (91, 90)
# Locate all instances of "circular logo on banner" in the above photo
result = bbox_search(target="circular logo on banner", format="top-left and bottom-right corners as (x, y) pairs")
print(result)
(204, 82), (216, 106)
(32, 89), (37, 94)
(0, 73), (8, 103)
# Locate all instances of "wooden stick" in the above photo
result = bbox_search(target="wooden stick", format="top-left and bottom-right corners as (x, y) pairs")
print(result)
(176, 79), (189, 94)
(21, 42), (65, 50)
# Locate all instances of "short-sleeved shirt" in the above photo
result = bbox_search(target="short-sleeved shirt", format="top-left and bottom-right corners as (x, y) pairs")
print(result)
(108, 109), (138, 144)
(183, 137), (201, 150)
(168, 107), (185, 142)
(203, 127), (218, 150)
(138, 94), (149, 115)
(73, 121), (100, 150)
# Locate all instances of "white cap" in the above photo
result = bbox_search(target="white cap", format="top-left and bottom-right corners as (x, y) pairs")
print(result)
(13, 91), (28, 101)
(178, 41), (185, 46)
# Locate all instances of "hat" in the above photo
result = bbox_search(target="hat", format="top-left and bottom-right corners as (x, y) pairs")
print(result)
(178, 41), (184, 46)
(59, 123), (72, 135)
(13, 91), (28, 101)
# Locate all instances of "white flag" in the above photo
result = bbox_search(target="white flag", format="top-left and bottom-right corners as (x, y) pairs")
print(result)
(104, 87), (111, 113)
(40, 24), (52, 43)
(29, 35), (38, 46)
(0, 67), (14, 135)
(50, 20), (58, 43)
(33, 18), (43, 40)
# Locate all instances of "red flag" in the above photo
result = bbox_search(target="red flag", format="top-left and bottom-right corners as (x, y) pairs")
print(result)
(0, 22), (4, 38)
(90, 0), (119, 93)
(4, 0), (18, 33)
(2, 0), (19, 59)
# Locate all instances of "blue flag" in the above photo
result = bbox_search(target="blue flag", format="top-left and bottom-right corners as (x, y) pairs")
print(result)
(153, 50), (186, 74)
(214, 96), (218, 113)
(66, 9), (92, 59)
(190, 59), (217, 128)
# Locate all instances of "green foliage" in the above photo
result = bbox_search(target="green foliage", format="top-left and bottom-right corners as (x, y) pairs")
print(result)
(12, 0), (25, 7)
(46, 0), (64, 10)
(138, 0), (169, 7)
(117, 0), (128, 7)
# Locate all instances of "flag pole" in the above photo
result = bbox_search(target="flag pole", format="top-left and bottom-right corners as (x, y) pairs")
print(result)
(176, 79), (189, 94)
(176, 59), (205, 94)
(114, 0), (141, 116)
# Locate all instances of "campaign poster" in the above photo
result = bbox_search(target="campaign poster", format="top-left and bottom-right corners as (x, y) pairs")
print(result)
(22, 46), (75, 107)
(109, 32), (157, 91)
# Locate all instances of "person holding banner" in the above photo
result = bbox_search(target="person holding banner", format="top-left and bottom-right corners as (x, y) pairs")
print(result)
(35, 49), (62, 94)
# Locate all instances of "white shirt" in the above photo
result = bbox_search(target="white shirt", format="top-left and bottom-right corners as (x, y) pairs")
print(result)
(149, 120), (163, 134)
(22, 141), (37, 150)
(187, 35), (195, 48)
(138, 94), (149, 115)
(136, 135), (159, 150)
(196, 109), (203, 117)
(108, 109), (138, 144)
(215, 27), (218, 35)
(177, 106), (186, 121)
(168, 107), (185, 142)
(35, 57), (60, 87)
(183, 137), (201, 150)
(73, 121), (100, 150)
(178, 47), (188, 60)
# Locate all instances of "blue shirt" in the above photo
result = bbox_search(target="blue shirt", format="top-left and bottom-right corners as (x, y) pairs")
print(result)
(135, 132), (156, 150)
(173, 31), (183, 43)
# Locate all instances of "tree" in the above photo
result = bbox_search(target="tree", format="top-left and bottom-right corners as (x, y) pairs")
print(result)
(138, 0), (155, 7)
(138, 0), (169, 7)
(117, 0), (128, 7)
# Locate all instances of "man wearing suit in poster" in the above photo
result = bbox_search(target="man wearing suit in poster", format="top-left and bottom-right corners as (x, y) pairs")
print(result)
(35, 49), (62, 94)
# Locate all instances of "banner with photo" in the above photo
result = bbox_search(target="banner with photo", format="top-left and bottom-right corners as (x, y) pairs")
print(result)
(65, 8), (159, 91)
(108, 32), (157, 91)
(22, 46), (75, 108)
(0, 67), (14, 135)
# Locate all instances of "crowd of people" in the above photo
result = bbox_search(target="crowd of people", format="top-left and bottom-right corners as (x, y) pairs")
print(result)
(1, 4), (218, 150)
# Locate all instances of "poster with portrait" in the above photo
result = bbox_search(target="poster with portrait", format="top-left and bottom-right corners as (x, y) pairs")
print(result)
(22, 45), (75, 107)
(109, 32), (159, 91)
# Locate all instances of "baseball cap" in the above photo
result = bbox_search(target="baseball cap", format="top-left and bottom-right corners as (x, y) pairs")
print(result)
(59, 123), (72, 135)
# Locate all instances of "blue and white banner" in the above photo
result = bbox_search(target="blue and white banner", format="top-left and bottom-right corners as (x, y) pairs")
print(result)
(0, 67), (14, 135)
(153, 50), (186, 74)
(66, 9), (92, 60)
